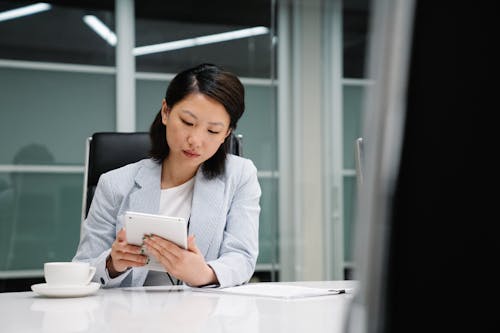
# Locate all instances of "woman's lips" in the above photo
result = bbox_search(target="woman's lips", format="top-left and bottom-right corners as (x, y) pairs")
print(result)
(183, 150), (200, 158)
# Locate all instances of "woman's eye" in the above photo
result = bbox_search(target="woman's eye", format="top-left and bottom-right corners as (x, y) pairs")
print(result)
(208, 130), (220, 134)
(181, 119), (193, 126)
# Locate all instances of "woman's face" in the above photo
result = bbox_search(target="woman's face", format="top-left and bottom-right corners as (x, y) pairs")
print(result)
(161, 92), (231, 168)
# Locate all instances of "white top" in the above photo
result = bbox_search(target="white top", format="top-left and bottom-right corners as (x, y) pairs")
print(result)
(158, 176), (195, 221)
(144, 177), (195, 286)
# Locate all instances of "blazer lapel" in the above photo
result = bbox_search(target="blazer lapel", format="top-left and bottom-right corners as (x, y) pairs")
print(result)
(115, 160), (161, 286)
(127, 159), (162, 215)
(189, 169), (226, 257)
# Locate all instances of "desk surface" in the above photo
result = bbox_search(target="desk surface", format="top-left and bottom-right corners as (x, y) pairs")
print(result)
(0, 280), (358, 333)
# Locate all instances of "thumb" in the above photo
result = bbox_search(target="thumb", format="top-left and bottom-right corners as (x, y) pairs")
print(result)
(187, 235), (201, 254)
(117, 228), (126, 242)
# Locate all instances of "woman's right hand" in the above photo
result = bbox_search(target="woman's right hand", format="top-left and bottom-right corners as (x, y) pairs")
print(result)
(107, 228), (147, 278)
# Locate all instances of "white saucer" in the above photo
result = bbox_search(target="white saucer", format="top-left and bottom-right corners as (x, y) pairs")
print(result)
(31, 282), (100, 298)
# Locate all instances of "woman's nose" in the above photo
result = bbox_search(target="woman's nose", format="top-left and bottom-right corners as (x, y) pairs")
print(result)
(187, 130), (201, 148)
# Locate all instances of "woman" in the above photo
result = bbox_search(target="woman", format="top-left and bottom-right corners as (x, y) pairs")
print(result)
(73, 63), (261, 288)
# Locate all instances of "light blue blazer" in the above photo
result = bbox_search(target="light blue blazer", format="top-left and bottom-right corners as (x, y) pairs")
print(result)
(73, 155), (261, 288)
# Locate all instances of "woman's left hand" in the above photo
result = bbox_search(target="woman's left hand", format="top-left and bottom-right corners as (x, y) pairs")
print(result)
(144, 234), (218, 287)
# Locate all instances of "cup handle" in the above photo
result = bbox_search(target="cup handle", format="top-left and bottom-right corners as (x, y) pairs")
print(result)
(86, 266), (96, 285)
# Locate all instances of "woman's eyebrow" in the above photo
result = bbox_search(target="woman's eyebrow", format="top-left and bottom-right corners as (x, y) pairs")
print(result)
(181, 109), (225, 127)
(180, 109), (197, 119)
(208, 121), (225, 127)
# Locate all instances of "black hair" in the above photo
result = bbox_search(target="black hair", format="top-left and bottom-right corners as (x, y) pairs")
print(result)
(149, 63), (245, 179)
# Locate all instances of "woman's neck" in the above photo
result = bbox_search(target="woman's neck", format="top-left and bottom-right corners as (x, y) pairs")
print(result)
(161, 157), (198, 189)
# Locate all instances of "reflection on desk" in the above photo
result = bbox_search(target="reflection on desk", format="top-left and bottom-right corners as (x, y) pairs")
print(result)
(0, 280), (358, 333)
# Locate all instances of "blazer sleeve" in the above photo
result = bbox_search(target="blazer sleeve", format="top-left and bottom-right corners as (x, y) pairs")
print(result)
(207, 159), (261, 287)
(72, 173), (132, 287)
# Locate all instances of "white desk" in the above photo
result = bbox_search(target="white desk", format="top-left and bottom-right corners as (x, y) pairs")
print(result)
(0, 280), (357, 333)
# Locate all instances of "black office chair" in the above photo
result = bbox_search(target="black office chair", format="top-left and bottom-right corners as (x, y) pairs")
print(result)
(81, 132), (243, 222)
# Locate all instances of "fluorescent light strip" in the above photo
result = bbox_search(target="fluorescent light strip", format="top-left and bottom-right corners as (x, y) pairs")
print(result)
(83, 15), (117, 46)
(133, 26), (270, 56)
(0, 2), (51, 23)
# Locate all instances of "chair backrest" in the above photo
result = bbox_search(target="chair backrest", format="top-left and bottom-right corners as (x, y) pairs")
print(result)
(81, 132), (150, 222)
(228, 133), (243, 157)
(81, 132), (243, 222)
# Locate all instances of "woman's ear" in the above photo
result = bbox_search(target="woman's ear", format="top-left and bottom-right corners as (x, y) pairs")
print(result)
(223, 128), (232, 143)
(161, 99), (169, 125)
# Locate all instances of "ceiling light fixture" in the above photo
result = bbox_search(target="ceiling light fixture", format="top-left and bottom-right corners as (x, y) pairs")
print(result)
(83, 15), (117, 46)
(133, 26), (270, 56)
(0, 2), (51, 23)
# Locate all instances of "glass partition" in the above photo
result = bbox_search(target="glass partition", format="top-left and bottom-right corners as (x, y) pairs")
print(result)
(0, 173), (83, 270)
(0, 68), (115, 165)
(0, 1), (115, 279)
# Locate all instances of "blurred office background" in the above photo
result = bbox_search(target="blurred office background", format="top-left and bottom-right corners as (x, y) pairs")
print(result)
(0, 0), (371, 291)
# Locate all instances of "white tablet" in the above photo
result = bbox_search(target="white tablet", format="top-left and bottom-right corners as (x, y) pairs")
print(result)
(124, 211), (187, 271)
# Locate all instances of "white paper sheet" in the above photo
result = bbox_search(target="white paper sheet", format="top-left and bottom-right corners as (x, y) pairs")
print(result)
(191, 283), (352, 299)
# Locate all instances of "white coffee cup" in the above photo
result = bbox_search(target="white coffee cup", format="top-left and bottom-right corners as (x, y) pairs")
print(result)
(44, 262), (96, 286)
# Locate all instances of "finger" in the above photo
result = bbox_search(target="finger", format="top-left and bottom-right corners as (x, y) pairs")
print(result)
(116, 228), (127, 241)
(112, 239), (142, 255)
(187, 235), (201, 255)
(145, 236), (181, 259)
(145, 242), (174, 270)
(144, 237), (167, 257)
(112, 241), (145, 259)
(116, 259), (147, 268)
(115, 251), (148, 265)
(109, 249), (147, 272)
(118, 243), (143, 255)
(144, 242), (162, 259)
(152, 235), (184, 255)
(145, 239), (180, 269)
